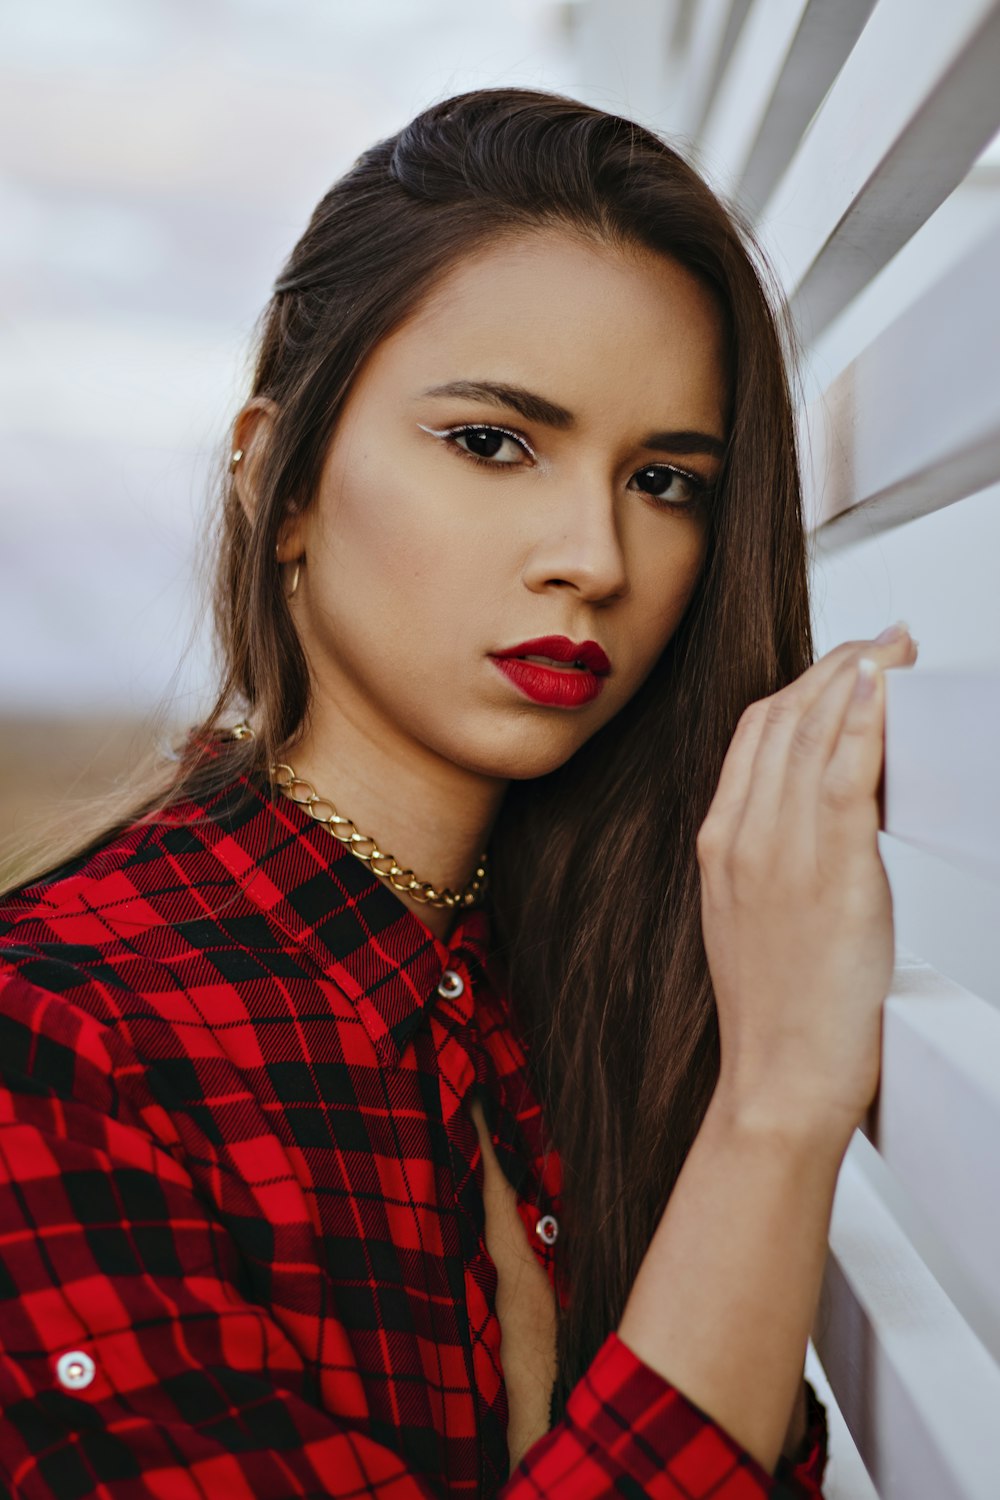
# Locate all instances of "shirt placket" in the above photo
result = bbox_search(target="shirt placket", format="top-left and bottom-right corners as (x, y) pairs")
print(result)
(431, 953), (509, 1493)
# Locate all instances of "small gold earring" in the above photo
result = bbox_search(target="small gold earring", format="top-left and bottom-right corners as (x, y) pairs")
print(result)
(276, 546), (301, 600)
(229, 449), (244, 473)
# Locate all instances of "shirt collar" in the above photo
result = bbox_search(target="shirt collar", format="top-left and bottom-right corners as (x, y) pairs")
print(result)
(189, 760), (492, 1066)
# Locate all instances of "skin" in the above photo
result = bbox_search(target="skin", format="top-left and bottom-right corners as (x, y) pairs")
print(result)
(233, 226), (918, 1474)
(234, 228), (725, 941)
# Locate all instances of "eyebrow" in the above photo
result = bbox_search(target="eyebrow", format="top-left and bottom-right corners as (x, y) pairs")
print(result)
(419, 378), (726, 459)
(421, 379), (573, 429)
(644, 429), (726, 459)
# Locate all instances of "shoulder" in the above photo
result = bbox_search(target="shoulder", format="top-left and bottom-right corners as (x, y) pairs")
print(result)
(0, 769), (277, 1027)
(0, 767), (309, 1147)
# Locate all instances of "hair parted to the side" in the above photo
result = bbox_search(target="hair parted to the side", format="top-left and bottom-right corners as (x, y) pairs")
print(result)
(10, 89), (812, 1414)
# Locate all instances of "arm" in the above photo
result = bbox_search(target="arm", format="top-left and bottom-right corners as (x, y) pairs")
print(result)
(619, 629), (916, 1473)
(782, 1373), (808, 1461)
(618, 1095), (841, 1477)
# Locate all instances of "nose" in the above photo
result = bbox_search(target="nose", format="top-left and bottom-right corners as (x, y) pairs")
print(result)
(520, 472), (629, 603)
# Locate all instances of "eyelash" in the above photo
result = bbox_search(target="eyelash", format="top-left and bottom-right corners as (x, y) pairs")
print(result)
(446, 424), (535, 464)
(426, 422), (713, 511)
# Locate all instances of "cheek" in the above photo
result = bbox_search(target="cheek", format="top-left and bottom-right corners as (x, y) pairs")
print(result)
(318, 435), (517, 602)
(315, 457), (444, 597)
(629, 524), (708, 659)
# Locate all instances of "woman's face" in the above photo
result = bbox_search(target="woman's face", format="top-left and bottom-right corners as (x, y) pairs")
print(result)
(281, 227), (726, 782)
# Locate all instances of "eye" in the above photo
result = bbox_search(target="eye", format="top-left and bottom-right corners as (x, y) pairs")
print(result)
(451, 425), (531, 465)
(629, 464), (710, 509)
(418, 421), (535, 467)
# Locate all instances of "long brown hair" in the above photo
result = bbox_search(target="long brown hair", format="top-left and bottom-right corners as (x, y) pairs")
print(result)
(10, 89), (812, 1414)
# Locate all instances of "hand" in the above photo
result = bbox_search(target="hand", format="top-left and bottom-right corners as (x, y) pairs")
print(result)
(696, 626), (918, 1145)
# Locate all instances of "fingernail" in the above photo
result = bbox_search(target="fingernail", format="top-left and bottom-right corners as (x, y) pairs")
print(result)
(875, 621), (909, 644)
(853, 657), (879, 700)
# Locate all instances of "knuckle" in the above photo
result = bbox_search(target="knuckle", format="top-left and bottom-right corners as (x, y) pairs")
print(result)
(790, 714), (825, 758)
(764, 696), (791, 730)
(821, 769), (861, 812)
(737, 700), (766, 734)
(826, 639), (866, 664)
(696, 819), (723, 864)
(842, 701), (881, 737)
(728, 841), (760, 885)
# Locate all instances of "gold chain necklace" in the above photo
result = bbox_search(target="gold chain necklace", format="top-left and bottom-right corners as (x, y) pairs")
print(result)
(231, 722), (488, 910)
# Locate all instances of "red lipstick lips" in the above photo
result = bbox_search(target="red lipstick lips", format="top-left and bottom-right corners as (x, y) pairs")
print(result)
(489, 635), (611, 707)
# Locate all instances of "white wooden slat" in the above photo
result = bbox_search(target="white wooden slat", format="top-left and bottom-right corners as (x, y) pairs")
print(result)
(815, 1137), (1000, 1500)
(804, 1343), (878, 1500)
(700, 0), (877, 207)
(855, 1080), (1000, 1374)
(874, 958), (1000, 1321)
(882, 671), (1000, 884)
(739, 0), (879, 212)
(696, 0), (753, 135)
(699, 0), (809, 194)
(760, 0), (1000, 337)
(879, 833), (1000, 1018)
(572, 0), (685, 139)
(802, 221), (1000, 543)
(668, 0), (744, 141)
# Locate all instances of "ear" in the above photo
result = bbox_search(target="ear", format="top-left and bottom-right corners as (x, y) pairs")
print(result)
(230, 396), (306, 563)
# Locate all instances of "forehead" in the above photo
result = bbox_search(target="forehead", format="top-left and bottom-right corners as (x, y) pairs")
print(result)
(360, 227), (728, 436)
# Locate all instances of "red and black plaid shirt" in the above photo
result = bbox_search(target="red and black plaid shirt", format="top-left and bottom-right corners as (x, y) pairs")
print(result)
(0, 750), (827, 1497)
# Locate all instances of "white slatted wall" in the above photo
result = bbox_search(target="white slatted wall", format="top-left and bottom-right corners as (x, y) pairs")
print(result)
(569, 2), (1000, 1494)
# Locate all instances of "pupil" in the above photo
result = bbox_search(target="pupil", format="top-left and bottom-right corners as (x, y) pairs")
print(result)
(639, 466), (669, 495)
(467, 428), (504, 458)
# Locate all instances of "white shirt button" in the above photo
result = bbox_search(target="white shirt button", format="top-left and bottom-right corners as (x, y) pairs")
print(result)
(536, 1213), (559, 1247)
(56, 1350), (96, 1390)
(437, 968), (465, 1000)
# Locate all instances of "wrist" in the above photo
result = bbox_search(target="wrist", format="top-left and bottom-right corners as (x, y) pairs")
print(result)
(707, 1078), (857, 1170)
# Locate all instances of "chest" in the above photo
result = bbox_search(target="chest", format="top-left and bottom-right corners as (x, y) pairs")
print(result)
(232, 982), (564, 1494)
(471, 1096), (557, 1473)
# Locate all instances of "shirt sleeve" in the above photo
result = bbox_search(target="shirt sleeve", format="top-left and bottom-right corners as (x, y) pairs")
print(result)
(522, 1333), (828, 1498)
(0, 972), (825, 1499)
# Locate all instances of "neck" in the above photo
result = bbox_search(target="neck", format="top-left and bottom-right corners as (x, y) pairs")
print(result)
(280, 697), (508, 943)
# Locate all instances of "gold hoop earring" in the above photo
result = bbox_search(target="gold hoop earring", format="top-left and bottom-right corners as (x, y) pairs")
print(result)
(275, 542), (302, 600)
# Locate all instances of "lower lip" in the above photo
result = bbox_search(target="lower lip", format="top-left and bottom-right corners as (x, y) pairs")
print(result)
(490, 657), (606, 707)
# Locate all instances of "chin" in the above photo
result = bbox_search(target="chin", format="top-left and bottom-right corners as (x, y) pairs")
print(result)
(449, 724), (597, 783)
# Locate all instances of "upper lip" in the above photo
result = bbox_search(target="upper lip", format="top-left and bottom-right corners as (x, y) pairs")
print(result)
(491, 635), (612, 675)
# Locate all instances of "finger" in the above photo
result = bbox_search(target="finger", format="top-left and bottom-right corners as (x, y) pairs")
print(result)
(702, 698), (770, 832)
(703, 631), (915, 838)
(774, 653), (893, 865)
(819, 657), (888, 860)
(775, 630), (915, 725)
(737, 653), (863, 856)
(724, 632), (915, 837)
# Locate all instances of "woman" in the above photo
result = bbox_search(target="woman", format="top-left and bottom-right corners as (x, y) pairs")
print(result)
(0, 89), (915, 1496)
